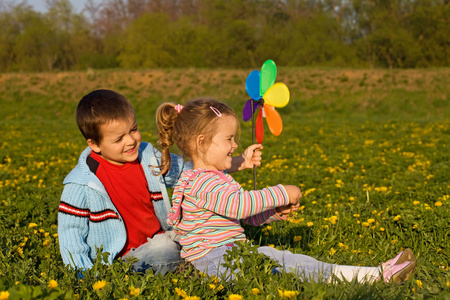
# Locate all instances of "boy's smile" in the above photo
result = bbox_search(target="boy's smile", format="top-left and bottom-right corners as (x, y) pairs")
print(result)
(87, 117), (141, 165)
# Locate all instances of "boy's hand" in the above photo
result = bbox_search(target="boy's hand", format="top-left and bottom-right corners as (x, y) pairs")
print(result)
(228, 144), (263, 173)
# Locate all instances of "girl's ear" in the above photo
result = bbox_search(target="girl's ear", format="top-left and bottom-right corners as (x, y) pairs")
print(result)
(196, 135), (205, 153)
(87, 139), (101, 153)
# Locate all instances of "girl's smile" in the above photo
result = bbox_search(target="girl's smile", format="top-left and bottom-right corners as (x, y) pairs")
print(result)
(193, 115), (239, 171)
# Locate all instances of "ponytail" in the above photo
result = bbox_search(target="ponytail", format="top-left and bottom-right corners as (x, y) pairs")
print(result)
(154, 103), (178, 175)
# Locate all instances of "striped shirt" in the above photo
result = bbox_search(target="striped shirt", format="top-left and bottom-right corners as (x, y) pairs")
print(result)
(167, 168), (289, 261)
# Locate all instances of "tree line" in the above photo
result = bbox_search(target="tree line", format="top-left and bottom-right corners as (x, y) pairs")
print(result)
(0, 0), (449, 72)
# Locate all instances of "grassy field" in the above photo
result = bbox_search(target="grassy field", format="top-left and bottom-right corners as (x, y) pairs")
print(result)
(0, 68), (449, 299)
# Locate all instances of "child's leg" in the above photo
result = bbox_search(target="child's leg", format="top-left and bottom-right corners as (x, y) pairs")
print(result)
(122, 232), (182, 275)
(259, 247), (415, 284)
(190, 244), (236, 278)
(258, 246), (333, 282)
(331, 264), (379, 283)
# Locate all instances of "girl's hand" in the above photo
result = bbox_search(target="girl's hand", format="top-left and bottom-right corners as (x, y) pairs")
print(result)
(228, 144), (263, 173)
(276, 203), (300, 216)
(276, 185), (302, 217)
(242, 144), (263, 169)
(283, 185), (302, 206)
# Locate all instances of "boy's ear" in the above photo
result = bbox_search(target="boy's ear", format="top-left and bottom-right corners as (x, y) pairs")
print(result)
(87, 139), (101, 153)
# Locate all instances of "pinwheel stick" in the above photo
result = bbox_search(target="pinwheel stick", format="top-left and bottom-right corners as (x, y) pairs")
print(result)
(251, 100), (257, 190)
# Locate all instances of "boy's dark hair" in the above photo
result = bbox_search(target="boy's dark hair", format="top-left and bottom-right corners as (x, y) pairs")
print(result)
(76, 89), (135, 145)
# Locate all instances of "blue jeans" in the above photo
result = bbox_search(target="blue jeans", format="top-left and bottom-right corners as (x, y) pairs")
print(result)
(122, 231), (182, 275)
(191, 244), (333, 282)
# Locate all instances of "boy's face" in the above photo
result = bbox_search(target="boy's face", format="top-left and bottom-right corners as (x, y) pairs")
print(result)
(87, 117), (141, 165)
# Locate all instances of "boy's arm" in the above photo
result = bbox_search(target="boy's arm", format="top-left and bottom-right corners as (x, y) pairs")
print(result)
(58, 184), (94, 270)
(163, 153), (193, 188)
(227, 144), (262, 173)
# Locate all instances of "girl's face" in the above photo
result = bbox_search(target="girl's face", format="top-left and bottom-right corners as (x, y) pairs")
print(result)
(194, 115), (238, 171)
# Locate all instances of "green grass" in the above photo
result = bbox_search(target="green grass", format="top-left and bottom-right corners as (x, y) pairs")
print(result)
(0, 69), (449, 299)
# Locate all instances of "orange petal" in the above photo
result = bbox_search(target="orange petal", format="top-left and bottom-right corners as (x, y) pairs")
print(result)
(264, 105), (283, 136)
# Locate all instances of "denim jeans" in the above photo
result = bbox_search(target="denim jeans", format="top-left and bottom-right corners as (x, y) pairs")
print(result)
(191, 244), (333, 282)
(122, 231), (182, 275)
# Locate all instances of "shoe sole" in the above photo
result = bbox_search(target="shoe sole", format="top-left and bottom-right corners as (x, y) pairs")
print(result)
(395, 248), (415, 265)
(392, 261), (416, 284)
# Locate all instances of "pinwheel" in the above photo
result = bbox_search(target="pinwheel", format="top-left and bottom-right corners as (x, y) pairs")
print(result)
(243, 59), (290, 144)
(242, 60), (290, 189)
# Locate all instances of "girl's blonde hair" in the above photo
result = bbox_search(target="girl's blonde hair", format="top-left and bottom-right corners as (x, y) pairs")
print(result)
(155, 98), (238, 174)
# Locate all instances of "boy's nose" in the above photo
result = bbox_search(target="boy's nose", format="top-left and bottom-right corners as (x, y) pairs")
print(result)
(124, 134), (136, 144)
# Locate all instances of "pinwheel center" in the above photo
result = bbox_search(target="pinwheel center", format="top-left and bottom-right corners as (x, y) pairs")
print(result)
(258, 98), (264, 105)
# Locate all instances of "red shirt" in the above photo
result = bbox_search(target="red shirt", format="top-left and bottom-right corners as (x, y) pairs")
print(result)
(88, 151), (163, 256)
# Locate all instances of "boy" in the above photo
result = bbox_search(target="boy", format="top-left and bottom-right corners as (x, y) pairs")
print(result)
(58, 89), (261, 275)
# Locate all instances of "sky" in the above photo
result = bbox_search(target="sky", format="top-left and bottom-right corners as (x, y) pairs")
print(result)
(30, 0), (98, 13)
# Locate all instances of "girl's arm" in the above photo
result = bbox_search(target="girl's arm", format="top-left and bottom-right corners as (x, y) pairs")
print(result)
(242, 208), (286, 226)
(190, 173), (289, 220)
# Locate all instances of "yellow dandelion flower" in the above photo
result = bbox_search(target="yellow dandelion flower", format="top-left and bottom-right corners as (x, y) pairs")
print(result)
(362, 222), (370, 227)
(435, 201), (443, 207)
(48, 280), (58, 289)
(185, 297), (200, 300)
(43, 240), (50, 246)
(293, 236), (302, 242)
(172, 279), (178, 284)
(349, 197), (355, 201)
(211, 276), (220, 284)
(447, 281), (449, 288)
(338, 243), (348, 250)
(251, 288), (260, 295)
(129, 286), (140, 297)
(329, 248), (336, 256)
(0, 291), (10, 300)
(29, 223), (38, 228)
(353, 214), (360, 218)
(175, 287), (187, 298)
(228, 294), (243, 300)
(307, 222), (314, 227)
(16, 247), (23, 255)
(279, 289), (299, 299)
(217, 285), (224, 291)
(380, 227), (385, 232)
(393, 215), (401, 221)
(416, 280), (423, 289)
(412, 224), (419, 229)
(208, 284), (216, 290)
(92, 280), (107, 291)
(367, 218), (375, 224)
(413, 201), (420, 205)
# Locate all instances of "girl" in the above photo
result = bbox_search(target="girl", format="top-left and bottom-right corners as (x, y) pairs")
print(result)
(155, 98), (416, 284)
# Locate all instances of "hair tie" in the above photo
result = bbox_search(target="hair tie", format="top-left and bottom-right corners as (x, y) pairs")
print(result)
(210, 106), (222, 117)
(174, 104), (184, 113)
